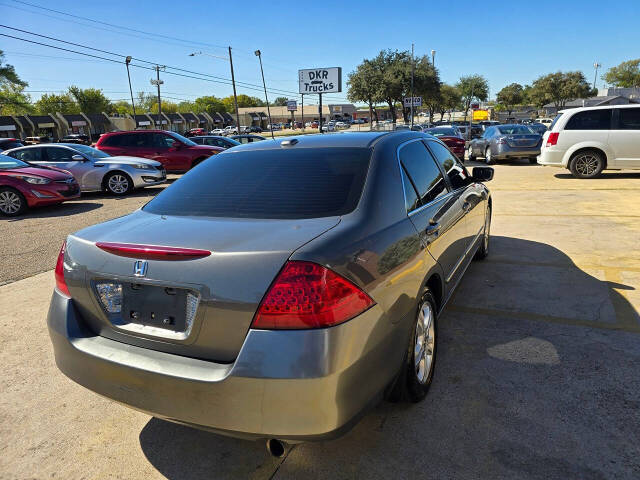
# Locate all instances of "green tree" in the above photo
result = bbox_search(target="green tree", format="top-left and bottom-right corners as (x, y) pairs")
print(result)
(136, 92), (156, 112)
(193, 95), (225, 114)
(148, 100), (178, 114)
(0, 49), (32, 115)
(34, 93), (78, 114)
(456, 75), (489, 120)
(68, 86), (113, 114)
(603, 59), (640, 88)
(177, 101), (196, 113)
(412, 56), (441, 123)
(347, 59), (383, 123)
(112, 100), (133, 115)
(438, 84), (462, 121)
(529, 71), (592, 109)
(272, 97), (289, 106)
(221, 94), (265, 112)
(496, 83), (524, 116)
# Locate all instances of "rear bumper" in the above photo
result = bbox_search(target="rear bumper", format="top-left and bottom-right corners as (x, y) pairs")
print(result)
(47, 289), (400, 441)
(494, 145), (541, 159)
(537, 148), (566, 167)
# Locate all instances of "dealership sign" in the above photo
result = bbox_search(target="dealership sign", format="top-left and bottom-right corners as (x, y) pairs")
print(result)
(287, 100), (297, 111)
(403, 97), (422, 107)
(298, 68), (342, 94)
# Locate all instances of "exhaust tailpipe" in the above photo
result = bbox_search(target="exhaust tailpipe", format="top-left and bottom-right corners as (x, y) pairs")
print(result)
(266, 438), (286, 458)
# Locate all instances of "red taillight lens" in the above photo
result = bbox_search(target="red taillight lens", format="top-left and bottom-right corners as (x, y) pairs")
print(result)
(546, 132), (559, 147)
(55, 241), (71, 297)
(252, 261), (375, 329)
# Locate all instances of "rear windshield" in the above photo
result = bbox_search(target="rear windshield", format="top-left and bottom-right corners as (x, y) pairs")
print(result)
(143, 147), (371, 219)
(425, 127), (458, 137)
(497, 125), (533, 135)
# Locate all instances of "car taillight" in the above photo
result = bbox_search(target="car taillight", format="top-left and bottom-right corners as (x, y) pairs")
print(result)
(252, 261), (375, 329)
(55, 241), (71, 297)
(546, 132), (559, 147)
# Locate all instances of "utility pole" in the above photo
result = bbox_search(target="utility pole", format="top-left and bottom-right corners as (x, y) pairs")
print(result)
(254, 50), (274, 139)
(228, 46), (241, 132)
(410, 43), (415, 128)
(125, 56), (136, 119)
(319, 93), (323, 133)
(431, 49), (436, 69)
(150, 66), (164, 129)
(593, 62), (601, 92)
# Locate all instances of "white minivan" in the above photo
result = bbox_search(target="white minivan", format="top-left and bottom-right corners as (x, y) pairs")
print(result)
(537, 105), (640, 178)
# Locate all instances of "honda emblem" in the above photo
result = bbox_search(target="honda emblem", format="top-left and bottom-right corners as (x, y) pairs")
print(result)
(133, 260), (148, 277)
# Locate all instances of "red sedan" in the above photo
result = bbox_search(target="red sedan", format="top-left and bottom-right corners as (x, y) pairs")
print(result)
(424, 127), (466, 160)
(0, 154), (80, 216)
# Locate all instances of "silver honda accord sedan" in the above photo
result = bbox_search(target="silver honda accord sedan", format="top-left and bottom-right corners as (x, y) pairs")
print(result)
(4, 143), (165, 195)
(48, 132), (493, 446)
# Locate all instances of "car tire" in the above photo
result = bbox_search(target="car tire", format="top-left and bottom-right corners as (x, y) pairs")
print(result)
(0, 187), (27, 217)
(104, 171), (133, 196)
(474, 205), (491, 260)
(391, 291), (438, 403)
(485, 147), (495, 165)
(569, 150), (605, 178)
(191, 157), (208, 169)
(467, 145), (476, 162)
(528, 157), (538, 164)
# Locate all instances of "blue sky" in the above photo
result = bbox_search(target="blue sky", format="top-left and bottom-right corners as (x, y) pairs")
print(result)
(2, 0), (639, 106)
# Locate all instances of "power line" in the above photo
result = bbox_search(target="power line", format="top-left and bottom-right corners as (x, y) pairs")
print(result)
(1, 27), (351, 103)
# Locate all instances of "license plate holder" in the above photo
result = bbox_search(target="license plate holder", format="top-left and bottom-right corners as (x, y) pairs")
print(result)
(121, 283), (187, 331)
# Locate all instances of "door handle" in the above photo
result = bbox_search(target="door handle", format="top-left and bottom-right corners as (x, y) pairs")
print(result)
(462, 201), (471, 212)
(425, 221), (440, 235)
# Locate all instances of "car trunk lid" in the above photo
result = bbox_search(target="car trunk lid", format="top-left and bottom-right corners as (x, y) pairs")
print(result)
(505, 134), (540, 148)
(65, 210), (340, 362)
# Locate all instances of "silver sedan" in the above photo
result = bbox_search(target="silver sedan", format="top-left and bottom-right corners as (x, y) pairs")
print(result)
(4, 144), (165, 195)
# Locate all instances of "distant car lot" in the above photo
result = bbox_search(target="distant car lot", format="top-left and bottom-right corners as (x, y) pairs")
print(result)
(1, 161), (639, 478)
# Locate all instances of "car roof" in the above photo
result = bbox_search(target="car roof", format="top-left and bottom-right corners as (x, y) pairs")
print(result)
(221, 131), (433, 153)
(559, 104), (639, 114)
(192, 135), (229, 139)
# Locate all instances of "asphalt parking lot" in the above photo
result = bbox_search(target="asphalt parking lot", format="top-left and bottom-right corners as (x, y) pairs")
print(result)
(1, 161), (639, 479)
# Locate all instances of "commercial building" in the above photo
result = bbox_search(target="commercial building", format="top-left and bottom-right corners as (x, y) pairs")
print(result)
(238, 103), (357, 128)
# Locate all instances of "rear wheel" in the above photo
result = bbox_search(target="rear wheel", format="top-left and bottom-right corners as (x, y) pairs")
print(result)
(569, 150), (604, 178)
(395, 291), (438, 403)
(0, 187), (27, 216)
(474, 205), (491, 260)
(485, 147), (495, 165)
(467, 145), (476, 161)
(104, 171), (133, 195)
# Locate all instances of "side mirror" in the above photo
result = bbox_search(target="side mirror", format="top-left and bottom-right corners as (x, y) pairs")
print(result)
(71, 154), (85, 161)
(472, 166), (494, 182)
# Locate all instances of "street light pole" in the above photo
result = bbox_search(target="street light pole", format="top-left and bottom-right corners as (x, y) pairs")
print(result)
(593, 62), (601, 92)
(410, 43), (414, 128)
(125, 56), (137, 119)
(431, 49), (436, 69)
(255, 50), (274, 139)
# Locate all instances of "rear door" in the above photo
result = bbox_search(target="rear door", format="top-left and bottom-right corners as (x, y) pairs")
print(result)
(398, 139), (468, 291)
(151, 133), (192, 170)
(610, 107), (640, 168)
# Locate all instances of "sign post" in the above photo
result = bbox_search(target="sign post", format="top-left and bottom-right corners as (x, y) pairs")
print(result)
(298, 67), (342, 134)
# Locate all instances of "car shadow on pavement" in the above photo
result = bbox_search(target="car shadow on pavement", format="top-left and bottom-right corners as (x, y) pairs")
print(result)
(554, 172), (640, 179)
(4, 202), (102, 221)
(81, 184), (170, 201)
(138, 236), (639, 480)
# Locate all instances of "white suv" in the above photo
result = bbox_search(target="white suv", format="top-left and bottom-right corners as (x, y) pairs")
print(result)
(537, 105), (640, 178)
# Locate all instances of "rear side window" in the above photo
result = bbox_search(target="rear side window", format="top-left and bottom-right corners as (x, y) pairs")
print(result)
(143, 148), (371, 219)
(565, 109), (612, 130)
(618, 108), (640, 130)
(400, 166), (420, 212)
(399, 141), (448, 207)
(10, 148), (43, 162)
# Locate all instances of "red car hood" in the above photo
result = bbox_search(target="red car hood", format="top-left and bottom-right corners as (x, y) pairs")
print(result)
(6, 166), (74, 181)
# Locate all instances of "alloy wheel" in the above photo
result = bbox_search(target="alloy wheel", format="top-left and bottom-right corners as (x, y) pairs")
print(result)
(414, 301), (435, 384)
(574, 154), (600, 176)
(107, 175), (129, 194)
(0, 190), (22, 214)
(485, 148), (492, 164)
